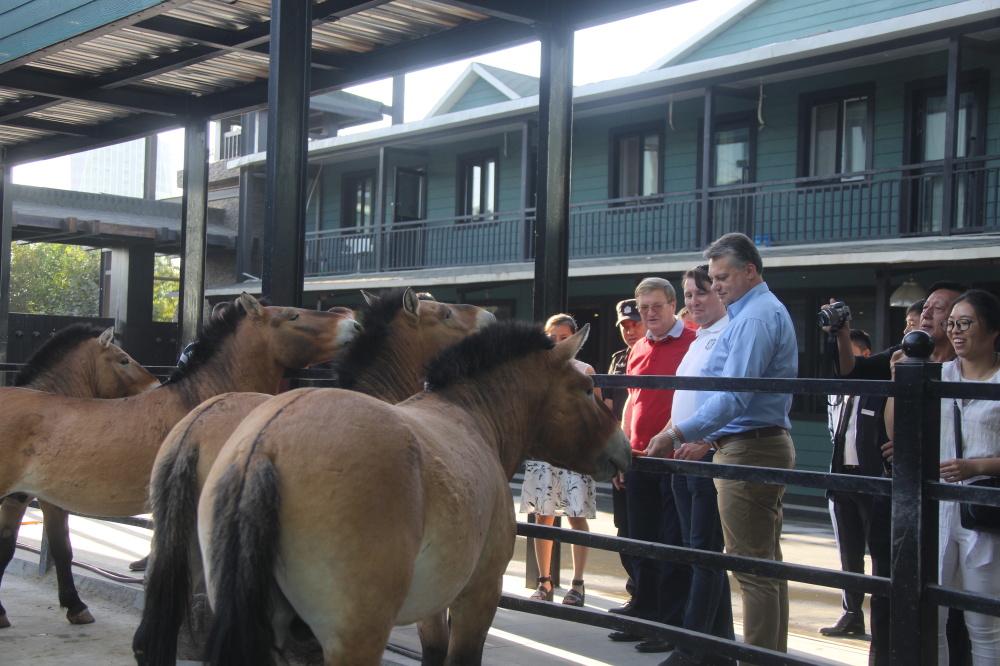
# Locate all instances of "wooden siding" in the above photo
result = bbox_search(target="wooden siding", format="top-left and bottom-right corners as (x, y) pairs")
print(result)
(679, 0), (966, 65)
(0, 0), (164, 66)
(447, 77), (513, 114)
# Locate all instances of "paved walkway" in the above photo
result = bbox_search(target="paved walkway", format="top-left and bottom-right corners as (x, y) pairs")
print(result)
(4, 491), (872, 665)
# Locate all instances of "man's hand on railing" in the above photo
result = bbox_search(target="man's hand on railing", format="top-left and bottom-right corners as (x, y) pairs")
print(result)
(675, 441), (712, 460)
(882, 440), (894, 464)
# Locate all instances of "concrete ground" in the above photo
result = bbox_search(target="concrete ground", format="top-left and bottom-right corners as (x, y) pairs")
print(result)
(3, 491), (872, 665)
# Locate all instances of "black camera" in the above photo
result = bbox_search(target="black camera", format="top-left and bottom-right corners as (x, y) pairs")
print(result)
(817, 302), (852, 329)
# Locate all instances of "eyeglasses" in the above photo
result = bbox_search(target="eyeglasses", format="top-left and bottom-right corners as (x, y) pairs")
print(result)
(638, 303), (670, 314)
(942, 318), (977, 332)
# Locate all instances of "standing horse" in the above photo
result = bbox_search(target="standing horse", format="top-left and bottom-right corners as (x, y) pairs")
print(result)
(134, 287), (493, 665)
(0, 293), (359, 628)
(198, 321), (631, 666)
(0, 324), (159, 629)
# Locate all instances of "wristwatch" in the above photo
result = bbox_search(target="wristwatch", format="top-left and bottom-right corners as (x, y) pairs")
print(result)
(666, 428), (682, 450)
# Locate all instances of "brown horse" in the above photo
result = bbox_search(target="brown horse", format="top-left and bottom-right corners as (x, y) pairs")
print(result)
(0, 324), (159, 629)
(0, 293), (359, 628)
(198, 321), (631, 666)
(134, 287), (493, 666)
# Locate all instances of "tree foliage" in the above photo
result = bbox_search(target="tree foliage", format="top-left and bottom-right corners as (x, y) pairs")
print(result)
(153, 255), (180, 322)
(9, 243), (101, 316)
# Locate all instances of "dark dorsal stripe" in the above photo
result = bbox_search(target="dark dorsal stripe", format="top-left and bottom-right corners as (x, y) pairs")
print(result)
(424, 320), (553, 390)
(162, 297), (251, 385)
(331, 287), (410, 391)
(14, 323), (105, 387)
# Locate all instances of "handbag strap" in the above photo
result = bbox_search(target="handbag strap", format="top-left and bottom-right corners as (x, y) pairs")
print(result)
(954, 399), (964, 459)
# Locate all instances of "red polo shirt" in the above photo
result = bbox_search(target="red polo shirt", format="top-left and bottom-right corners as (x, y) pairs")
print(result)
(627, 319), (695, 452)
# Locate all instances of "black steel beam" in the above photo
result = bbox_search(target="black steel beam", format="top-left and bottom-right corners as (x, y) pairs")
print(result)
(179, 118), (209, 348)
(0, 96), (62, 123)
(0, 117), (99, 137)
(0, 68), (187, 116)
(430, 0), (553, 25)
(261, 0), (312, 308)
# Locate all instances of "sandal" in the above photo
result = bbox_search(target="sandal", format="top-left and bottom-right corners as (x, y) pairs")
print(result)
(562, 579), (585, 607)
(530, 576), (554, 602)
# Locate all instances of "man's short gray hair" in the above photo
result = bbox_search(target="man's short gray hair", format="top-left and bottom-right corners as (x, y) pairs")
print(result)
(635, 277), (676, 302)
(704, 232), (763, 274)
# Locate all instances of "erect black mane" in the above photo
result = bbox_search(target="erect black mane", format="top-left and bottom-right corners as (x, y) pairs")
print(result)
(14, 323), (107, 387)
(162, 297), (252, 385)
(424, 320), (554, 390)
(329, 287), (410, 390)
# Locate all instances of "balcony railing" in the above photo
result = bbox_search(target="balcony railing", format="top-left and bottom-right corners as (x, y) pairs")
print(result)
(303, 157), (1000, 277)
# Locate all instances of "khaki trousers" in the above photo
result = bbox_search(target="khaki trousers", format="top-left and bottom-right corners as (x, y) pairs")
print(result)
(714, 432), (795, 662)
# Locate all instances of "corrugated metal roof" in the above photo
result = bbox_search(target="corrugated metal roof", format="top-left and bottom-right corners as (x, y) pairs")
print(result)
(0, 0), (684, 165)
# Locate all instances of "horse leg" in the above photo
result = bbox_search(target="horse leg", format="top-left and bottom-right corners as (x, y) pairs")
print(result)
(442, 573), (504, 666)
(417, 611), (450, 666)
(38, 500), (94, 624)
(0, 493), (34, 628)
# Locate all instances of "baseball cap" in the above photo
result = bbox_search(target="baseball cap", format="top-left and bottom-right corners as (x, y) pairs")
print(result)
(615, 299), (641, 325)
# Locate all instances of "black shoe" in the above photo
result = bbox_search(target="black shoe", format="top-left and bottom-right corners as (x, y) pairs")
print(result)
(129, 556), (148, 572)
(657, 652), (701, 666)
(819, 612), (865, 636)
(607, 596), (638, 615)
(608, 631), (644, 642)
(635, 640), (675, 653)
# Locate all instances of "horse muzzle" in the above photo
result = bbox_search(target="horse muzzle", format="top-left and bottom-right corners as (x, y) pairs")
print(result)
(591, 429), (632, 482)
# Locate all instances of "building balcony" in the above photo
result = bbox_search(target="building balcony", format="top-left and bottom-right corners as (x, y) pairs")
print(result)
(304, 156), (1000, 277)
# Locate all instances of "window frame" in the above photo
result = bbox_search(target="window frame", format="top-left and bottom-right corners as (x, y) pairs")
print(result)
(797, 84), (875, 182)
(456, 149), (500, 219)
(340, 169), (376, 232)
(609, 122), (664, 201)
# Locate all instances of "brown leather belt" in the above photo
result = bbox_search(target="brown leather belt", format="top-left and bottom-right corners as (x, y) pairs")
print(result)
(714, 426), (788, 449)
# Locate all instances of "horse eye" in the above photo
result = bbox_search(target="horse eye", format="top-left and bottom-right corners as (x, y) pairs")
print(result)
(120, 359), (130, 366)
(289, 313), (300, 321)
(586, 388), (594, 397)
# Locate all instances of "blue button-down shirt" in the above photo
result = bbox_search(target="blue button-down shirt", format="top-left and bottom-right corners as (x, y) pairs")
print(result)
(675, 281), (797, 442)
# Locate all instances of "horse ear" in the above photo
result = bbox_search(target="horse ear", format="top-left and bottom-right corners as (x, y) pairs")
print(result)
(361, 290), (377, 306)
(552, 323), (589, 364)
(402, 287), (420, 317)
(98, 327), (115, 348)
(240, 292), (264, 319)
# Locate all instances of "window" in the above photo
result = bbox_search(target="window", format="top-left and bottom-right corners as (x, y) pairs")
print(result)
(458, 151), (498, 218)
(342, 171), (375, 230)
(800, 88), (872, 179)
(612, 126), (662, 198)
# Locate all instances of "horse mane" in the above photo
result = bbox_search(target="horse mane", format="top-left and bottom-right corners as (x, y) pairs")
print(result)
(330, 287), (410, 390)
(14, 323), (105, 387)
(162, 297), (252, 385)
(424, 320), (553, 390)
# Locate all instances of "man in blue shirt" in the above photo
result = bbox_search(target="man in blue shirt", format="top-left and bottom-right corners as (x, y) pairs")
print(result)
(646, 232), (797, 663)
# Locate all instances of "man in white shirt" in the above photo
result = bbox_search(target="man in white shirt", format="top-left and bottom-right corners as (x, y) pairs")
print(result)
(657, 265), (734, 666)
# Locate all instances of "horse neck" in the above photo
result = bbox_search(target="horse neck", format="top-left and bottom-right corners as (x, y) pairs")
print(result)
(25, 353), (98, 397)
(351, 337), (426, 403)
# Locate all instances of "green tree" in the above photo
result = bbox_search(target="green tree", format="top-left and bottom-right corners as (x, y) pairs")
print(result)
(9, 243), (101, 316)
(153, 254), (180, 322)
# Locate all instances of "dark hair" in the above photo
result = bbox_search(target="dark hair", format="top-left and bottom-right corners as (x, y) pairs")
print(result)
(682, 265), (712, 292)
(704, 232), (763, 274)
(952, 289), (1000, 352)
(848, 329), (872, 352)
(544, 313), (577, 334)
(906, 299), (926, 316)
(927, 281), (969, 297)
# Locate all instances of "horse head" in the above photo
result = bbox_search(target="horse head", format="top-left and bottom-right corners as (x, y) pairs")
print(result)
(240, 292), (361, 369)
(92, 327), (161, 398)
(530, 324), (631, 481)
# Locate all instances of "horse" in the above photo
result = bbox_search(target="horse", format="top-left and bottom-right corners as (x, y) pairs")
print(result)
(0, 324), (159, 629)
(0, 293), (359, 628)
(198, 321), (631, 666)
(133, 286), (494, 666)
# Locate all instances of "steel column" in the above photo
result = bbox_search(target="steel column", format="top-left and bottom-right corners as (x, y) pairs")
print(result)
(179, 117), (209, 348)
(700, 86), (715, 247)
(941, 37), (961, 236)
(261, 0), (312, 307)
(532, 24), (573, 323)
(890, 354), (942, 665)
(0, 156), (9, 366)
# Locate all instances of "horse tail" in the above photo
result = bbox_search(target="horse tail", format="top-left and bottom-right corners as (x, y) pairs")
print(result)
(205, 455), (281, 666)
(133, 437), (202, 666)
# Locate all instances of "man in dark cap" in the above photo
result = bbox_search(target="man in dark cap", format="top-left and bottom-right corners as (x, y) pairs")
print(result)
(604, 298), (646, 615)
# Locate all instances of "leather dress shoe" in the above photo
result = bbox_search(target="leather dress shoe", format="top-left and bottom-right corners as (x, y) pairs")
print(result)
(608, 631), (644, 642)
(608, 596), (637, 615)
(819, 611), (865, 636)
(635, 639), (675, 653)
(657, 651), (700, 666)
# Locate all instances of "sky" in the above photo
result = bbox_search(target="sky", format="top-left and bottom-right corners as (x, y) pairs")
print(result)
(12, 0), (745, 191)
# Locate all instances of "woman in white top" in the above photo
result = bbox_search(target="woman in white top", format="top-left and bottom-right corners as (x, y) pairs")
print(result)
(519, 313), (600, 607)
(936, 289), (1000, 664)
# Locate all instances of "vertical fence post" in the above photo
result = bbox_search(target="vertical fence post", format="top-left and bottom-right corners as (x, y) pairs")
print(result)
(890, 350), (941, 664)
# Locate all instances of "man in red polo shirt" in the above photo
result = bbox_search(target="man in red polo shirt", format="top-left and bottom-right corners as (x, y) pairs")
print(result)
(609, 276), (695, 653)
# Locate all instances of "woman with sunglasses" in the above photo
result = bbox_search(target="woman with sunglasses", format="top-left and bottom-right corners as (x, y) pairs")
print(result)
(936, 289), (1000, 664)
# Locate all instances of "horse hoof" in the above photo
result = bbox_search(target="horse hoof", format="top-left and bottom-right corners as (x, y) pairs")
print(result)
(0, 613), (10, 628)
(68, 608), (95, 624)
